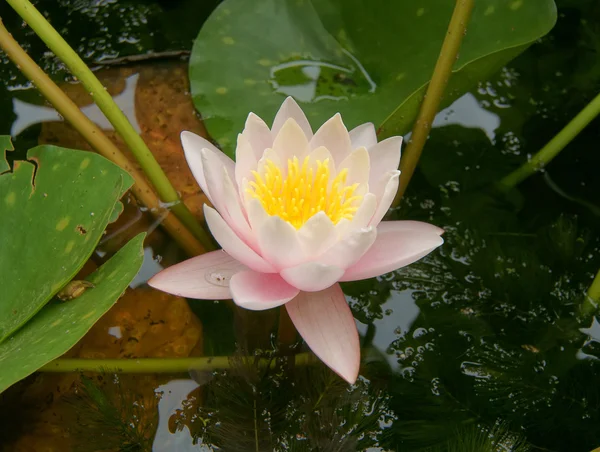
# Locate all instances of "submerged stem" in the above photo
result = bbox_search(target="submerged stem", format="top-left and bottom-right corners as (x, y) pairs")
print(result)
(392, 0), (475, 207)
(39, 354), (314, 373)
(6, 0), (214, 251)
(499, 92), (600, 191)
(0, 19), (205, 256)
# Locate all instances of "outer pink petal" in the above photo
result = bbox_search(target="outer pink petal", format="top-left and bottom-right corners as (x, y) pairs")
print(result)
(280, 262), (344, 292)
(230, 270), (299, 311)
(341, 220), (444, 281)
(286, 284), (360, 383)
(243, 112), (273, 160)
(348, 123), (377, 150)
(310, 113), (352, 164)
(271, 96), (313, 140)
(148, 250), (244, 299)
(369, 170), (400, 226)
(368, 136), (402, 186)
(204, 205), (275, 273)
(181, 131), (234, 204)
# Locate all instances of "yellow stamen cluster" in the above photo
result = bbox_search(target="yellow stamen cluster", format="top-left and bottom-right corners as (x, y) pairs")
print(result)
(247, 156), (362, 229)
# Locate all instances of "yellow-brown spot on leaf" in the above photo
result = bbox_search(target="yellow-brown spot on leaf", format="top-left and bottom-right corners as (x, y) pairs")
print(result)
(56, 217), (70, 231)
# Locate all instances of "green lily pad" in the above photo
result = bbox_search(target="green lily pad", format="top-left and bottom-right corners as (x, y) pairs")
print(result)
(0, 233), (145, 394)
(0, 136), (13, 173)
(0, 140), (134, 342)
(190, 0), (556, 156)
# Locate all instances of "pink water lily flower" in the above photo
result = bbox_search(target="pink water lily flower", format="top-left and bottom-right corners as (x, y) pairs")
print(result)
(149, 97), (443, 383)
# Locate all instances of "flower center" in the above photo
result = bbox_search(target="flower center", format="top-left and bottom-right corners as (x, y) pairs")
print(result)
(247, 156), (362, 229)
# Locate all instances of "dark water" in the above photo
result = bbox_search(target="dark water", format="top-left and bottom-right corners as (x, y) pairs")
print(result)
(1, 0), (599, 451)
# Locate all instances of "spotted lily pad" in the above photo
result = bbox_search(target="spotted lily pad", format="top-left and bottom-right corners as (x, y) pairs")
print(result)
(0, 138), (134, 342)
(0, 233), (145, 393)
(190, 0), (556, 156)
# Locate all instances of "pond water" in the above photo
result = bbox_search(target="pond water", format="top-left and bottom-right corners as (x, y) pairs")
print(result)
(0, 0), (599, 451)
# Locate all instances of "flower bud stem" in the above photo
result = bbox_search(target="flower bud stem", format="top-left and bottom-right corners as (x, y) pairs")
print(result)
(392, 0), (474, 207)
(0, 19), (207, 256)
(39, 354), (314, 373)
(5, 0), (214, 251)
(499, 92), (600, 191)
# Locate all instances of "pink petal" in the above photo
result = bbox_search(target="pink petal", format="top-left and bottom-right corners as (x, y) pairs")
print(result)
(235, 133), (258, 189)
(243, 112), (273, 160)
(200, 147), (237, 214)
(341, 220), (444, 281)
(286, 284), (360, 383)
(318, 227), (377, 270)
(310, 113), (352, 164)
(348, 123), (377, 150)
(280, 262), (344, 292)
(256, 215), (305, 269)
(272, 118), (310, 163)
(204, 205), (275, 273)
(368, 136), (402, 186)
(221, 168), (256, 247)
(369, 170), (400, 226)
(148, 250), (244, 299)
(181, 131), (234, 204)
(271, 97), (313, 140)
(230, 270), (299, 311)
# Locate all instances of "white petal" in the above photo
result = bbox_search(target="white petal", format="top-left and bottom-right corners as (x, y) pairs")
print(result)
(181, 131), (234, 204)
(245, 198), (269, 232)
(271, 96), (313, 139)
(348, 123), (377, 150)
(318, 227), (377, 270)
(148, 250), (245, 300)
(243, 112), (273, 159)
(336, 193), (377, 237)
(297, 211), (338, 257)
(280, 262), (344, 292)
(370, 170), (400, 226)
(286, 284), (360, 383)
(310, 113), (352, 164)
(230, 270), (299, 311)
(204, 205), (275, 273)
(256, 215), (305, 269)
(368, 136), (402, 186)
(235, 133), (258, 189)
(341, 221), (444, 281)
(336, 147), (370, 186)
(273, 118), (310, 163)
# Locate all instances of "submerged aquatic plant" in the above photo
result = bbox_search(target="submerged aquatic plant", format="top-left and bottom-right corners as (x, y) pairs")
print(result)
(150, 97), (443, 383)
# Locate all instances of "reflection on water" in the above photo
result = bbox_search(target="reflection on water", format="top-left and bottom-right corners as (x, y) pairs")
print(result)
(269, 51), (376, 103)
(10, 74), (141, 136)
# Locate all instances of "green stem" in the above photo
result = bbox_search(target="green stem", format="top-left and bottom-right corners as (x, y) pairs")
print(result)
(6, 0), (214, 251)
(0, 19), (206, 257)
(499, 92), (600, 191)
(582, 269), (600, 317)
(40, 353), (314, 374)
(392, 0), (475, 207)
